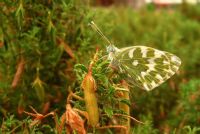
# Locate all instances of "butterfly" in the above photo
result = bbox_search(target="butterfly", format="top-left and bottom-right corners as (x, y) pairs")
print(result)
(90, 21), (181, 91)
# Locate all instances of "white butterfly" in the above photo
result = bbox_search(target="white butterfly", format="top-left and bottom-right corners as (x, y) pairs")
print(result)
(90, 21), (181, 91)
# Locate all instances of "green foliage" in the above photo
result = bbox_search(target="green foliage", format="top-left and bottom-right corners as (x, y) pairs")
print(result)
(0, 0), (95, 116)
(74, 52), (123, 111)
(182, 126), (200, 134)
(132, 115), (159, 134)
(0, 114), (55, 133)
(166, 79), (200, 132)
(0, 0), (200, 133)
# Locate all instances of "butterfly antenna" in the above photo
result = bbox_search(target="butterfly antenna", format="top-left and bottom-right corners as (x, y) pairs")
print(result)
(89, 21), (112, 45)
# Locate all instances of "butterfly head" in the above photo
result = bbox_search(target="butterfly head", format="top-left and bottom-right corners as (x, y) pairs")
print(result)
(106, 45), (120, 62)
(106, 45), (118, 53)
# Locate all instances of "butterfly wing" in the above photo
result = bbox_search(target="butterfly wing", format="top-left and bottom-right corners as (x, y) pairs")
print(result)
(112, 46), (181, 91)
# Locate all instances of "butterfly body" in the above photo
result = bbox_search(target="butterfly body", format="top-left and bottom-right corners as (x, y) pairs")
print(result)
(107, 45), (181, 91)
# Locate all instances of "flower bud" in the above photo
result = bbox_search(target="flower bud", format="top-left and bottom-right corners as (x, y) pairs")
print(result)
(81, 71), (99, 127)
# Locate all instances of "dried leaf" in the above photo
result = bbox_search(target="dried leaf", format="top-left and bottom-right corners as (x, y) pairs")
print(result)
(65, 104), (86, 134)
(11, 57), (25, 89)
(17, 94), (25, 115)
(57, 38), (74, 59)
(0, 42), (3, 48)
(42, 102), (50, 114)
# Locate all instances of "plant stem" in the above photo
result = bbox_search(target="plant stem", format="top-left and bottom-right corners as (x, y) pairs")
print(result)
(119, 80), (130, 133)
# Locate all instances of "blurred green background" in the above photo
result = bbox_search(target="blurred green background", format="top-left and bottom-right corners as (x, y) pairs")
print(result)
(0, 0), (200, 133)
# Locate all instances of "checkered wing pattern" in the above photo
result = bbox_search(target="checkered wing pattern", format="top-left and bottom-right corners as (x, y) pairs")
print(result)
(112, 46), (181, 91)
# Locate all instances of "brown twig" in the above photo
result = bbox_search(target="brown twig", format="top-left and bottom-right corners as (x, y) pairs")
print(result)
(96, 125), (128, 134)
(67, 90), (84, 104)
(101, 113), (144, 125)
(23, 106), (55, 127)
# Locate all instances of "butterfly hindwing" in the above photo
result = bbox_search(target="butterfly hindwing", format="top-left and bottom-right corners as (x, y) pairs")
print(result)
(113, 46), (181, 91)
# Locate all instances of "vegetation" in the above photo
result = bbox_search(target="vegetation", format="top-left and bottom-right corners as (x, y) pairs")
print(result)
(0, 0), (200, 133)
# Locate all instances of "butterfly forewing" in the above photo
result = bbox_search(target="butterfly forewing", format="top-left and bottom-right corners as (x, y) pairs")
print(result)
(113, 46), (181, 91)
